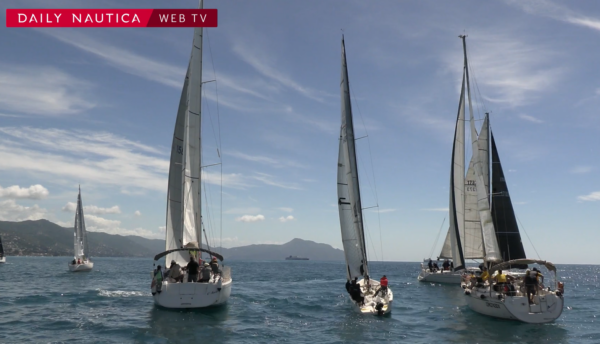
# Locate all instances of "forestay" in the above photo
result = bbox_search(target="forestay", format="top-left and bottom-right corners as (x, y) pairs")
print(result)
(337, 38), (368, 281)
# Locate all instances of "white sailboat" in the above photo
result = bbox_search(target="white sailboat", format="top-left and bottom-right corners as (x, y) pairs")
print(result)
(454, 35), (563, 323)
(337, 37), (393, 315)
(0, 234), (6, 263)
(151, 0), (232, 309)
(68, 186), (93, 272)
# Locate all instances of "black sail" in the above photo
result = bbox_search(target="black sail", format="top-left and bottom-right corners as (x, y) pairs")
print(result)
(490, 132), (527, 268)
(0, 235), (4, 257)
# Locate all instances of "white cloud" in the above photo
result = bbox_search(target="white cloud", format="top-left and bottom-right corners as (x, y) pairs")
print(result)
(277, 207), (293, 213)
(235, 214), (265, 222)
(570, 166), (592, 174)
(0, 200), (46, 221)
(227, 150), (307, 169)
(224, 207), (261, 215)
(134, 210), (142, 217)
(578, 191), (600, 202)
(0, 184), (49, 199)
(279, 215), (294, 222)
(0, 64), (95, 116)
(159, 226), (166, 231)
(61, 202), (121, 215)
(519, 114), (544, 123)
(85, 214), (162, 238)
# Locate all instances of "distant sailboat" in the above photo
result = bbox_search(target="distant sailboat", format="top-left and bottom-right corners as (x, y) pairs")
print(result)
(0, 233), (5, 263)
(151, 0), (232, 309)
(337, 37), (393, 315)
(68, 186), (93, 272)
(452, 35), (563, 323)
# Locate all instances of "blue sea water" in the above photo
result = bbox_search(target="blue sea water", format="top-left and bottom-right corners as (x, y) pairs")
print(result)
(0, 257), (598, 343)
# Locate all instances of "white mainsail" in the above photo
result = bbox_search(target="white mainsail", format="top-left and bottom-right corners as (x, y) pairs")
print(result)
(337, 38), (368, 281)
(462, 38), (501, 263)
(165, 19), (204, 266)
(73, 187), (88, 259)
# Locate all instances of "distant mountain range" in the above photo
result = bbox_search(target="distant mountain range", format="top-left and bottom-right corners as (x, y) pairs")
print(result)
(0, 219), (344, 261)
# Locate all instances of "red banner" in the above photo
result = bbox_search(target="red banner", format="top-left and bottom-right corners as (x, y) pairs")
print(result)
(6, 9), (218, 27)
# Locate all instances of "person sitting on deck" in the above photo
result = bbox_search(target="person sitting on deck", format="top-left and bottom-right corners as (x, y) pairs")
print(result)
(442, 259), (450, 271)
(374, 275), (389, 298)
(349, 278), (364, 305)
(72, 258), (76, 265)
(168, 260), (183, 283)
(199, 262), (212, 283)
(493, 269), (507, 291)
(185, 256), (200, 282)
(428, 259), (433, 272)
(432, 262), (439, 272)
(477, 267), (490, 287)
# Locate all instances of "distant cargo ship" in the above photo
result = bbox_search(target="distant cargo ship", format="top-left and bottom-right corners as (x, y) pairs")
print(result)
(285, 255), (309, 260)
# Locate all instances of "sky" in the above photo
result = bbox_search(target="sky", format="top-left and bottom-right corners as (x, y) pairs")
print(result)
(0, 0), (599, 264)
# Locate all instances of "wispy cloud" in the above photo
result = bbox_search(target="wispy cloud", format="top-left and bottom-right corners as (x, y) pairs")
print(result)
(227, 150), (307, 169)
(507, 0), (600, 33)
(421, 208), (449, 212)
(85, 214), (162, 238)
(578, 191), (600, 202)
(0, 184), (49, 199)
(279, 215), (294, 222)
(570, 166), (592, 174)
(40, 30), (184, 88)
(62, 202), (121, 215)
(0, 64), (95, 116)
(0, 200), (46, 221)
(277, 207), (293, 213)
(371, 208), (396, 213)
(252, 172), (302, 190)
(235, 214), (265, 222)
(443, 32), (563, 107)
(519, 114), (544, 123)
(231, 40), (332, 103)
(224, 207), (261, 215)
(134, 210), (142, 217)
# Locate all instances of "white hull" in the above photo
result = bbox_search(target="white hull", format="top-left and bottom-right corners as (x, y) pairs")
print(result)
(68, 261), (94, 272)
(350, 279), (393, 315)
(153, 277), (232, 309)
(418, 269), (462, 284)
(0, 256), (5, 263)
(465, 286), (563, 323)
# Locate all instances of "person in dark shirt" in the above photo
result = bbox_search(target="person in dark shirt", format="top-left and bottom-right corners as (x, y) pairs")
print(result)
(428, 259), (433, 272)
(210, 257), (220, 276)
(186, 256), (199, 282)
(349, 278), (364, 305)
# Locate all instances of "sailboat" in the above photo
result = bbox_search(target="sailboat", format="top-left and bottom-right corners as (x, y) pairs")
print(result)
(337, 37), (393, 315)
(0, 234), (6, 263)
(453, 35), (563, 323)
(151, 0), (232, 309)
(68, 186), (93, 272)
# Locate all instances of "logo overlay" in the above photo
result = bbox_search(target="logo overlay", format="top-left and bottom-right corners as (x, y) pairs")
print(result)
(6, 9), (217, 27)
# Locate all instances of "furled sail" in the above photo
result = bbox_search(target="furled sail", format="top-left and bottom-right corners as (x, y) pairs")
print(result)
(165, 12), (204, 266)
(337, 37), (369, 281)
(491, 131), (527, 268)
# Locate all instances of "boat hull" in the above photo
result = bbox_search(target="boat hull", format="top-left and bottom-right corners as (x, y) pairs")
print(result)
(0, 256), (5, 264)
(465, 287), (563, 323)
(418, 270), (462, 284)
(349, 279), (393, 315)
(68, 261), (93, 272)
(153, 278), (232, 309)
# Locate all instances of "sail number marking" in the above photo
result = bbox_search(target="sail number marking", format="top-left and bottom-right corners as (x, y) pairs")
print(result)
(486, 302), (501, 309)
(465, 179), (476, 192)
(176, 145), (183, 155)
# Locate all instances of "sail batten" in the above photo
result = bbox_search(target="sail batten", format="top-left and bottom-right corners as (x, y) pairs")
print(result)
(337, 38), (368, 281)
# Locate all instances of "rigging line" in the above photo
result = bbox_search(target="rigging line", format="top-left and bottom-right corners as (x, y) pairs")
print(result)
(205, 27), (224, 251)
(428, 217), (447, 259)
(349, 86), (385, 261)
(465, 47), (489, 121)
(363, 214), (380, 263)
(515, 214), (541, 260)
